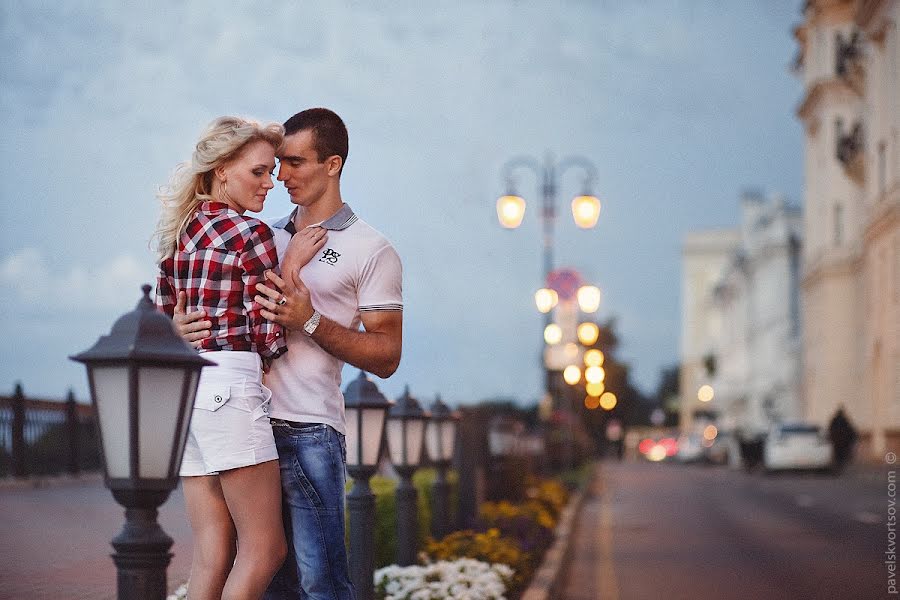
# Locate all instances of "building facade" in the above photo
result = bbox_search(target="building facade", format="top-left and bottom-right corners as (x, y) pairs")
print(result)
(708, 192), (804, 436)
(679, 229), (740, 431)
(795, 0), (900, 457)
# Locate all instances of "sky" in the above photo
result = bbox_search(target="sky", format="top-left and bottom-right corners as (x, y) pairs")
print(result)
(0, 1), (805, 408)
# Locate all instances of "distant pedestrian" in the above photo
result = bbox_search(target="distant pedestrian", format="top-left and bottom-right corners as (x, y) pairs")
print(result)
(828, 406), (858, 470)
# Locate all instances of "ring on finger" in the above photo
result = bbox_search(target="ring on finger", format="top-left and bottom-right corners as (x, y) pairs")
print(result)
(278, 296), (288, 306)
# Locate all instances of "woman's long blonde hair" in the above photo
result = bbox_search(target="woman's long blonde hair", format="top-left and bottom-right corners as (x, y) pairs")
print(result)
(152, 116), (284, 261)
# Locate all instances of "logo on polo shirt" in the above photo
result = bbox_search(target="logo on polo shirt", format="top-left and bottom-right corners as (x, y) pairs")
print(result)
(319, 248), (341, 265)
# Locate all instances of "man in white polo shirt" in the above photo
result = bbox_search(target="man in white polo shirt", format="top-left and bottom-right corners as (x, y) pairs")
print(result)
(176, 108), (402, 600)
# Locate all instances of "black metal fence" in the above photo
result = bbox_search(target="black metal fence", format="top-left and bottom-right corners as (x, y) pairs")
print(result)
(0, 383), (101, 478)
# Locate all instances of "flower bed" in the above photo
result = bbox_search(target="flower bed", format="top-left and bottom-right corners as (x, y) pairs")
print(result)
(375, 558), (513, 600)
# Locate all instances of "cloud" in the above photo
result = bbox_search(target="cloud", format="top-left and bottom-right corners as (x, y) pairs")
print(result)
(0, 248), (156, 313)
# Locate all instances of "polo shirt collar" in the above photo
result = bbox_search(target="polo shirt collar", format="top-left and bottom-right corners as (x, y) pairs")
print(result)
(273, 203), (357, 235)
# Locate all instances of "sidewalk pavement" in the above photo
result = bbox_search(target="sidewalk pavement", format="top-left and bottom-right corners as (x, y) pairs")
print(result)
(0, 475), (193, 600)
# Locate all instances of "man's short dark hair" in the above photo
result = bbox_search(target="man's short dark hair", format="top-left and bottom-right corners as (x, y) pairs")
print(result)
(283, 108), (348, 174)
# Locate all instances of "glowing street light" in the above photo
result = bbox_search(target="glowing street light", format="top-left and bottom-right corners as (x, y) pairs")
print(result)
(534, 288), (558, 313)
(599, 392), (617, 410)
(563, 365), (582, 385)
(576, 285), (602, 313)
(703, 424), (718, 441)
(585, 365), (605, 384)
(584, 349), (604, 367)
(572, 195), (601, 229)
(496, 195), (526, 229)
(698, 385), (715, 403)
(577, 322), (600, 346)
(544, 324), (563, 345)
(584, 395), (601, 410)
(585, 382), (605, 397)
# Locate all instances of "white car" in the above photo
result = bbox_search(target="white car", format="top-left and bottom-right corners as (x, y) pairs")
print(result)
(763, 423), (833, 471)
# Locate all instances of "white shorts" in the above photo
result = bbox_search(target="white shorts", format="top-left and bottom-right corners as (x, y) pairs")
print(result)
(179, 351), (278, 477)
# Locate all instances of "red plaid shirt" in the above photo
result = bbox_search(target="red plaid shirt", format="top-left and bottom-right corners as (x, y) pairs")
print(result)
(156, 201), (287, 362)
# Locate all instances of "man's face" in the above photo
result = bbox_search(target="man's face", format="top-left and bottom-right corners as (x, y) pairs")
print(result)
(277, 129), (331, 207)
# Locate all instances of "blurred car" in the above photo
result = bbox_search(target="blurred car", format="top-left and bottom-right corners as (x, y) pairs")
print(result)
(763, 422), (833, 472)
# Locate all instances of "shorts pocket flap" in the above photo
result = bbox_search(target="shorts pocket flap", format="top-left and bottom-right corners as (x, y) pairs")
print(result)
(193, 385), (232, 412)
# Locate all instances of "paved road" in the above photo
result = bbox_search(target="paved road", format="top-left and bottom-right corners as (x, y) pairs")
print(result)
(0, 475), (193, 600)
(562, 460), (889, 600)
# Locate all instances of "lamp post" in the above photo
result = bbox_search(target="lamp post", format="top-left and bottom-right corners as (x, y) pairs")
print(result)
(386, 386), (427, 566)
(425, 395), (458, 539)
(70, 284), (212, 600)
(495, 153), (600, 420)
(487, 415), (521, 501)
(343, 371), (392, 600)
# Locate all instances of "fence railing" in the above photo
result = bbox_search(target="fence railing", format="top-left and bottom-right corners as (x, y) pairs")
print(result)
(0, 383), (100, 478)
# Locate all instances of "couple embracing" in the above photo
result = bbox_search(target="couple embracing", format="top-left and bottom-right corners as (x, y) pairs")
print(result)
(153, 108), (403, 600)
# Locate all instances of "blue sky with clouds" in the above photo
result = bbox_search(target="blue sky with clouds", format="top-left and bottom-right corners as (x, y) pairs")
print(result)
(0, 1), (804, 406)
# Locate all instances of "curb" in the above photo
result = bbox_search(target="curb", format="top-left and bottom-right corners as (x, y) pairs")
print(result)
(520, 463), (597, 600)
(0, 471), (103, 491)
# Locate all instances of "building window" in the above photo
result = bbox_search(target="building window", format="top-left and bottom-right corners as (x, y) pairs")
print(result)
(833, 203), (843, 246)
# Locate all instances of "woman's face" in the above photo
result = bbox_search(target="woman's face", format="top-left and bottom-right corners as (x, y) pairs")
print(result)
(218, 139), (277, 214)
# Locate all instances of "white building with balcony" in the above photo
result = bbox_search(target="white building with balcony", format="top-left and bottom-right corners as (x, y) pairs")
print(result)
(794, 0), (900, 457)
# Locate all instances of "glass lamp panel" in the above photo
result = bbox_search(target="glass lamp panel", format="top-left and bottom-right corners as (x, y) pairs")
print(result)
(138, 366), (191, 479)
(425, 420), (440, 463)
(386, 419), (406, 466)
(92, 365), (131, 479)
(345, 407), (361, 467)
(361, 408), (386, 466)
(440, 421), (456, 461)
(406, 419), (426, 467)
(171, 369), (200, 476)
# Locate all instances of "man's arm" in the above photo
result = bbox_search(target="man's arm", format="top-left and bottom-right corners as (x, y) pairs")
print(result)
(171, 291), (212, 349)
(257, 270), (402, 378)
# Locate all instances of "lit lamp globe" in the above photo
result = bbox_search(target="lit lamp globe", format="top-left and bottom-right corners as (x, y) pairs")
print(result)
(599, 392), (617, 410)
(571, 195), (601, 229)
(697, 385), (715, 403)
(585, 382), (605, 397)
(584, 395), (601, 410)
(576, 285), (602, 313)
(577, 322), (600, 346)
(585, 366), (605, 384)
(497, 194), (526, 229)
(563, 365), (582, 385)
(534, 288), (559, 314)
(584, 349), (605, 367)
(544, 324), (563, 345)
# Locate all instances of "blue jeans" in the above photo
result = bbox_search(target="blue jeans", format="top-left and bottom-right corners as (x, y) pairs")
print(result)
(264, 422), (355, 600)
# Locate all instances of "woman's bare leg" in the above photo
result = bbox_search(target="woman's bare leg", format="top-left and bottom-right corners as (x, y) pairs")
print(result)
(219, 459), (287, 600)
(182, 475), (237, 600)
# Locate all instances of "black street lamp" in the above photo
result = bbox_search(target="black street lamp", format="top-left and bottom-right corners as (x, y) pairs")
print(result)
(343, 371), (392, 600)
(487, 415), (523, 502)
(70, 285), (212, 600)
(386, 386), (426, 566)
(425, 395), (458, 539)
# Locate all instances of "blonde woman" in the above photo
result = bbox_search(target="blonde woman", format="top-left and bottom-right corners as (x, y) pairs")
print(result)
(153, 116), (326, 600)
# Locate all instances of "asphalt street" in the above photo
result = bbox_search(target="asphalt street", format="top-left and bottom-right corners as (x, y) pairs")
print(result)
(562, 460), (889, 600)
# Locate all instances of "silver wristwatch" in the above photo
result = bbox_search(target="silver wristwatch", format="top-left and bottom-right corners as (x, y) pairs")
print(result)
(303, 310), (321, 337)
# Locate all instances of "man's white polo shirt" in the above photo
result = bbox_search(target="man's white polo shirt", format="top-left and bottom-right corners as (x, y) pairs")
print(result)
(264, 203), (402, 435)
